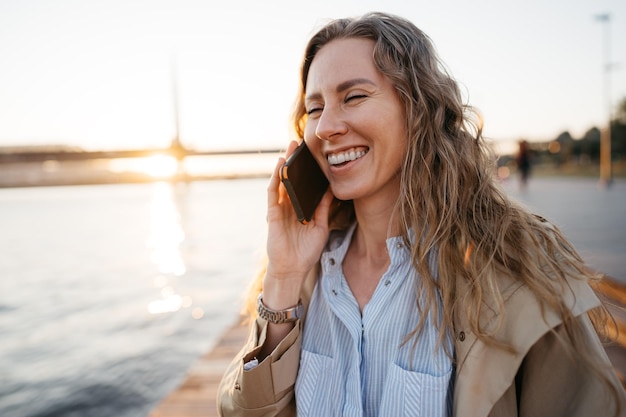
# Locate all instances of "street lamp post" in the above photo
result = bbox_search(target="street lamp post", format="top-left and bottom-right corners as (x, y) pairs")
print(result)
(595, 13), (612, 186)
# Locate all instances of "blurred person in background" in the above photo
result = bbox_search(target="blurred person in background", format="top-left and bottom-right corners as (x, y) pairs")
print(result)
(218, 12), (625, 417)
(516, 139), (532, 189)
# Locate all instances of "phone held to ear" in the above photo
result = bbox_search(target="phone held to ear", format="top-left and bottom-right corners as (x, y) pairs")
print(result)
(280, 141), (329, 224)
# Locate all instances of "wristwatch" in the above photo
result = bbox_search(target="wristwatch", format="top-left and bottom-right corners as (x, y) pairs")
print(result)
(256, 293), (304, 324)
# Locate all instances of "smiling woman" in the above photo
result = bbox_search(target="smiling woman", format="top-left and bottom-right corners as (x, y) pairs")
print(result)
(217, 12), (626, 417)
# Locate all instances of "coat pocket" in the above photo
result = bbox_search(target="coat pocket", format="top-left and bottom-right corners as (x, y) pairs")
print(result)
(379, 362), (452, 417)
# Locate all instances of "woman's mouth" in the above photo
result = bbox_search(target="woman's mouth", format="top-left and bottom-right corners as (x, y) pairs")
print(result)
(327, 147), (369, 166)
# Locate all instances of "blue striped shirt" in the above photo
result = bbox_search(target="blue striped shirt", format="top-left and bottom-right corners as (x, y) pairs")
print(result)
(296, 223), (454, 417)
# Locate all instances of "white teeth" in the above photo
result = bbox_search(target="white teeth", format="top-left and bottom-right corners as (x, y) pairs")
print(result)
(328, 148), (367, 165)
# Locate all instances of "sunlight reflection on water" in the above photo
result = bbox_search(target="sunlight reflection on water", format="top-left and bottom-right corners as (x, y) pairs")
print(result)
(145, 182), (190, 315)
(147, 182), (186, 276)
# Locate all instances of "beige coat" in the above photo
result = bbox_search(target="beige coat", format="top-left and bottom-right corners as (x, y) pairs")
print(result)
(217, 266), (625, 417)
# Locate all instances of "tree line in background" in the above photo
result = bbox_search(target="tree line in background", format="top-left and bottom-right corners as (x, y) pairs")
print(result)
(500, 96), (626, 177)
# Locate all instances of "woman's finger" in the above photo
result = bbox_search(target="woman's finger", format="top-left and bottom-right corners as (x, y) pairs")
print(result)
(313, 189), (334, 227)
(285, 140), (299, 158)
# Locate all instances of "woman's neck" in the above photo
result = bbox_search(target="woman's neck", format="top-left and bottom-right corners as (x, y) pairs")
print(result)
(344, 199), (402, 312)
(351, 197), (402, 259)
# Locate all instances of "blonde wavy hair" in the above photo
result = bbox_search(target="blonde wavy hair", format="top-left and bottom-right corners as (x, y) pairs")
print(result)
(282, 11), (621, 412)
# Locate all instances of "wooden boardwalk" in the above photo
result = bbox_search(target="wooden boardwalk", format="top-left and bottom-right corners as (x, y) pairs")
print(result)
(148, 318), (248, 417)
(149, 277), (626, 417)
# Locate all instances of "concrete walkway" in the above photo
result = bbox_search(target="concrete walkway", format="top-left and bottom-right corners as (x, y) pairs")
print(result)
(501, 177), (626, 281)
(149, 177), (626, 417)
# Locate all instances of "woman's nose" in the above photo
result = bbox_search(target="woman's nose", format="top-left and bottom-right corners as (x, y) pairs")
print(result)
(315, 107), (348, 141)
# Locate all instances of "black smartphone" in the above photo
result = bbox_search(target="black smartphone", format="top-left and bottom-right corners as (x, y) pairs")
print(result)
(280, 141), (329, 224)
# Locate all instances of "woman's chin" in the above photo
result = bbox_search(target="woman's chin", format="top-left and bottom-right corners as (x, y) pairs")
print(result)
(329, 185), (361, 202)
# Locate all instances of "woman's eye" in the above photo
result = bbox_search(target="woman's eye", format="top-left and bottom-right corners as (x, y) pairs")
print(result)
(345, 94), (367, 103)
(307, 107), (322, 115)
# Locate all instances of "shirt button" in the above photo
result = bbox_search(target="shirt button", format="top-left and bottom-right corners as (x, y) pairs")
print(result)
(396, 242), (403, 249)
(459, 331), (466, 342)
(329, 258), (336, 266)
(234, 382), (241, 390)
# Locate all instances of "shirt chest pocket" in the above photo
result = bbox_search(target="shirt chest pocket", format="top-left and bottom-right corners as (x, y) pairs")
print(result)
(378, 362), (452, 417)
(295, 350), (342, 417)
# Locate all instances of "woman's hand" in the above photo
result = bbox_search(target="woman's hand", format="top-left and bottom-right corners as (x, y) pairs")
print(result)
(263, 140), (333, 309)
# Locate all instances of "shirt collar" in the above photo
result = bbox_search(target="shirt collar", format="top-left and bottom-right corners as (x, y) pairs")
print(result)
(320, 222), (411, 276)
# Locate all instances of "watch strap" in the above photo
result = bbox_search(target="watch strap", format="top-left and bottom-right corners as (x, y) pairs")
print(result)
(256, 293), (303, 324)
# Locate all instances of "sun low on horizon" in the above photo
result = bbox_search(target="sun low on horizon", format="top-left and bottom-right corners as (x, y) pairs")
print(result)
(109, 154), (181, 179)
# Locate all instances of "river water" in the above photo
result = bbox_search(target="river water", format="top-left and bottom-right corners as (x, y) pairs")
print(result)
(0, 178), (268, 417)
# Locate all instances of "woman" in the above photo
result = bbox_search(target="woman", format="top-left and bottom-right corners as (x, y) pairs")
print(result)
(218, 12), (625, 417)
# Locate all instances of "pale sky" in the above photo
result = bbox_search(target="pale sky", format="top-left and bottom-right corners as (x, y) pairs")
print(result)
(0, 0), (624, 155)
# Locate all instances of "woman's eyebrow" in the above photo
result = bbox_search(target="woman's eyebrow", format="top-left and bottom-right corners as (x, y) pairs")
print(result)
(336, 78), (376, 93)
(306, 78), (376, 102)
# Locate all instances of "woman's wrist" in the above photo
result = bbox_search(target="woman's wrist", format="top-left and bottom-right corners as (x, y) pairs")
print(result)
(262, 270), (304, 310)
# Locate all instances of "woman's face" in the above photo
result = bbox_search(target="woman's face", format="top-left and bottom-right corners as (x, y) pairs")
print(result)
(304, 37), (407, 205)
